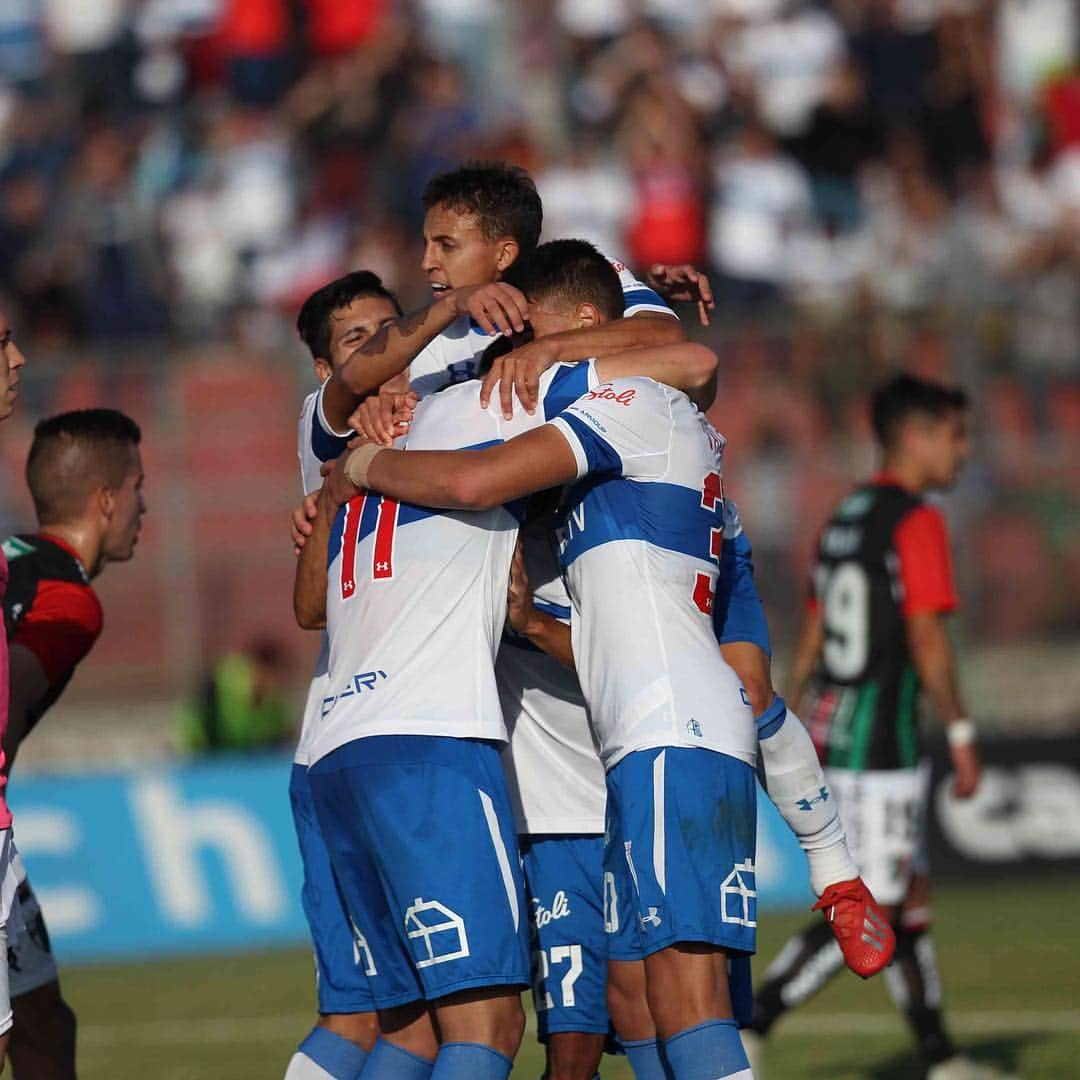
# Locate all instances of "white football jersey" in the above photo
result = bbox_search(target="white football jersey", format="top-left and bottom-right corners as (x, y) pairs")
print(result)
(497, 530), (606, 835)
(548, 377), (756, 770)
(296, 261), (671, 768)
(306, 362), (598, 766)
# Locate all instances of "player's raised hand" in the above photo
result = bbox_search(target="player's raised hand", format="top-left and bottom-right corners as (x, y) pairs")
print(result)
(453, 282), (530, 338)
(349, 391), (418, 446)
(506, 536), (537, 634)
(949, 740), (981, 799)
(646, 263), (716, 326)
(479, 335), (561, 419)
(291, 492), (319, 555)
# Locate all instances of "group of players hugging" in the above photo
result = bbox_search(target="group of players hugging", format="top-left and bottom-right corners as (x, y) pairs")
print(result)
(0, 160), (1000, 1080)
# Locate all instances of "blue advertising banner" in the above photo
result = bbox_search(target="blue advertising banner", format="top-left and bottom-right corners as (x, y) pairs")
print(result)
(10, 756), (813, 965)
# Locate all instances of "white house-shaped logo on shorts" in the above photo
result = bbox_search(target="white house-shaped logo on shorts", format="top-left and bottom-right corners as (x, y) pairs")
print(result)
(720, 859), (757, 928)
(404, 897), (470, 968)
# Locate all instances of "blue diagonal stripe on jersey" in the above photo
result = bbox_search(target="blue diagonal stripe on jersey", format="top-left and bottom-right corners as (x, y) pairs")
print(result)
(557, 477), (724, 568)
(622, 287), (674, 317)
(544, 364), (591, 420)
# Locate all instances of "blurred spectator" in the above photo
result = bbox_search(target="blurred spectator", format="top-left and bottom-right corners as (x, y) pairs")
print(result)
(0, 0), (1077, 654)
(709, 119), (812, 308)
(177, 638), (293, 755)
(536, 140), (633, 255)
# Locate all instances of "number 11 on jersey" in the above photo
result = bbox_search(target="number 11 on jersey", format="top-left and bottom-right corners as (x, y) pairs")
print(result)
(341, 494), (401, 599)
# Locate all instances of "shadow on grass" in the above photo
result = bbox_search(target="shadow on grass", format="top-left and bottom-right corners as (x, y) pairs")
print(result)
(869, 1035), (1030, 1078)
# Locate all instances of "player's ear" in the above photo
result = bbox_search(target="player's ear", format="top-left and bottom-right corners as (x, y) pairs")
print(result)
(314, 357), (332, 383)
(574, 301), (602, 329)
(97, 485), (116, 522)
(494, 238), (519, 275)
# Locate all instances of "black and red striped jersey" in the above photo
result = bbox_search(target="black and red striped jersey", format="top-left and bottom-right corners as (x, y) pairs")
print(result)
(803, 477), (958, 772)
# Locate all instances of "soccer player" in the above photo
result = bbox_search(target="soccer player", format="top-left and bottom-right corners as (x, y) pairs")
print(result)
(294, 290), (718, 1080)
(0, 310), (29, 1070)
(319, 280), (758, 1080)
(743, 375), (1009, 1080)
(322, 242), (898, 1078)
(286, 271), (404, 1080)
(3, 408), (144, 1078)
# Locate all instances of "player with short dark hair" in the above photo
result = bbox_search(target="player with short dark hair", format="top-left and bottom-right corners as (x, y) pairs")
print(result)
(502, 239), (625, 322)
(421, 161), (543, 257)
(297, 271), (404, 384)
(741, 374), (1009, 1080)
(4, 407), (144, 1078)
(287, 271), (404, 1080)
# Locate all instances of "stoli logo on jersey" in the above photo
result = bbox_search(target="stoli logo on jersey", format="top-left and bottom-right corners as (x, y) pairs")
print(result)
(587, 385), (636, 406)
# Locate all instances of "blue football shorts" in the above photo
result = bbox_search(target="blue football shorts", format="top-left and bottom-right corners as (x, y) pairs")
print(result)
(289, 763), (375, 1014)
(309, 735), (530, 1010)
(604, 746), (757, 1024)
(604, 747), (756, 959)
(520, 833), (609, 1039)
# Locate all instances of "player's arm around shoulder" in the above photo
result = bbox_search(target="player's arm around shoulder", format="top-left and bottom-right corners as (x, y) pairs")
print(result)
(350, 424), (581, 513)
(594, 342), (717, 410)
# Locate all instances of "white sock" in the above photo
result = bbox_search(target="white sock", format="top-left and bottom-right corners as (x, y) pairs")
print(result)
(284, 1051), (337, 1079)
(759, 706), (859, 896)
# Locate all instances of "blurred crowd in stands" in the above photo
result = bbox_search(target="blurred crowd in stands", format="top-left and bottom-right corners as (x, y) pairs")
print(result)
(0, 0), (1078, 667)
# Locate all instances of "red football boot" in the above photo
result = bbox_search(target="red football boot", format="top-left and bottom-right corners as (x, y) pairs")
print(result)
(812, 877), (895, 978)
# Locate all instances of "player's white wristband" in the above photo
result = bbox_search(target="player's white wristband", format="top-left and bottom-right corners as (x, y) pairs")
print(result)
(343, 444), (384, 490)
(946, 719), (976, 748)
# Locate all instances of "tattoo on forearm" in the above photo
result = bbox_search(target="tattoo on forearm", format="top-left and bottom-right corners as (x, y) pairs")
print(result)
(359, 304), (432, 358)
(397, 306), (429, 337)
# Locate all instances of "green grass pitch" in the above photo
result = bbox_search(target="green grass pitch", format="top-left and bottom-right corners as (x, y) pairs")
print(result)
(61, 878), (1080, 1079)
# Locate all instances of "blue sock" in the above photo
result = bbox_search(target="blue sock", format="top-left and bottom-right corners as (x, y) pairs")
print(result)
(296, 1026), (370, 1079)
(430, 1042), (512, 1080)
(755, 694), (787, 740)
(623, 1036), (669, 1080)
(662, 1020), (750, 1079)
(361, 1038), (434, 1080)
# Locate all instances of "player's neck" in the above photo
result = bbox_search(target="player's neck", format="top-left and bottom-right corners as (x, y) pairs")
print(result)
(37, 522), (105, 578)
(878, 459), (928, 495)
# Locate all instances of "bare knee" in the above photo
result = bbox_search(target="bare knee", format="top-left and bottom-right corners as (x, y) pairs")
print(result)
(545, 1031), (605, 1080)
(378, 1000), (438, 1061)
(319, 1010), (380, 1052)
(645, 945), (730, 1039)
(435, 987), (525, 1060)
